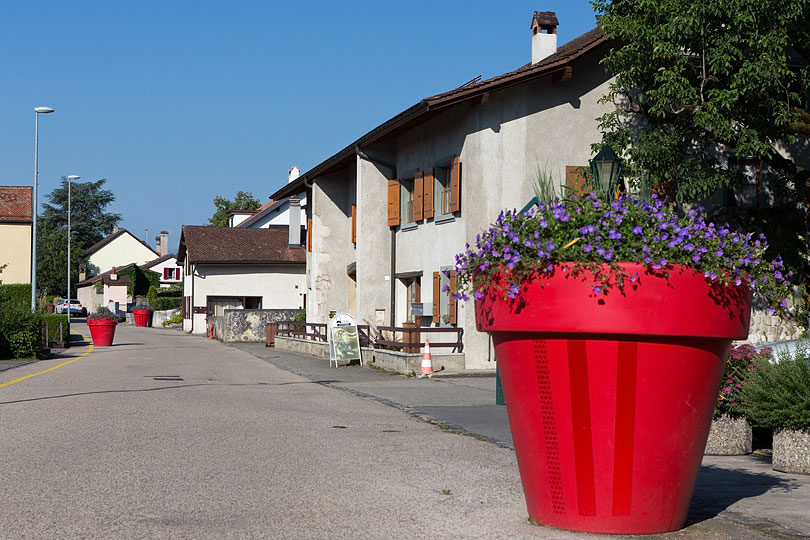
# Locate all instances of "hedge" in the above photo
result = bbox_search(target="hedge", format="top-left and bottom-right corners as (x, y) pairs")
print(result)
(0, 283), (31, 308)
(152, 297), (182, 311)
(40, 314), (69, 344)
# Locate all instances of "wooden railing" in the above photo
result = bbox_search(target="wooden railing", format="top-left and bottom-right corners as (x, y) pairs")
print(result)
(375, 326), (464, 353)
(277, 321), (371, 348)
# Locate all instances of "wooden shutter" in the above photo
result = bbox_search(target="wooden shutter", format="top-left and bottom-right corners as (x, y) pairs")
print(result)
(432, 271), (440, 318)
(566, 166), (588, 195)
(307, 218), (313, 252)
(413, 171), (424, 221)
(423, 168), (434, 219)
(163, 268), (169, 280)
(448, 270), (458, 324)
(449, 157), (461, 213)
(387, 179), (401, 227)
(351, 204), (357, 244)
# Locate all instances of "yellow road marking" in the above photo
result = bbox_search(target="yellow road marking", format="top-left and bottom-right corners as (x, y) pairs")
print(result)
(0, 331), (94, 389)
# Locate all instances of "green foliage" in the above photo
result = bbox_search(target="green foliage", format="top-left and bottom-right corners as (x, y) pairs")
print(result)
(39, 314), (69, 343)
(715, 344), (773, 417)
(292, 309), (306, 322)
(162, 314), (183, 326)
(0, 304), (40, 359)
(152, 297), (182, 311)
(155, 283), (182, 297)
(116, 265), (160, 298)
(0, 284), (31, 307)
(40, 177), (122, 252)
(147, 285), (158, 307)
(207, 191), (261, 227)
(36, 221), (85, 299)
(593, 0), (810, 200)
(740, 343), (810, 429)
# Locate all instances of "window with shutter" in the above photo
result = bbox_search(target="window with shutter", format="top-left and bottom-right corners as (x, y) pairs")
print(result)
(448, 270), (458, 324)
(449, 157), (461, 213)
(432, 271), (440, 318)
(566, 165), (588, 195)
(423, 168), (434, 219)
(387, 179), (400, 227)
(413, 171), (424, 221)
(351, 204), (357, 244)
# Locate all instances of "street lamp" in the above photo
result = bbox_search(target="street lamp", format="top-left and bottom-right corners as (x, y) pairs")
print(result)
(67, 174), (80, 344)
(590, 144), (624, 198)
(32, 106), (55, 312)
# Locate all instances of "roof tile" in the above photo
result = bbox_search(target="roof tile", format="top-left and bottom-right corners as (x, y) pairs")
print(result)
(0, 186), (33, 223)
(180, 225), (306, 264)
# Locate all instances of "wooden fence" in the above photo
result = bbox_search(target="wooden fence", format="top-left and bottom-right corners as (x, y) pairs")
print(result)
(276, 321), (462, 353)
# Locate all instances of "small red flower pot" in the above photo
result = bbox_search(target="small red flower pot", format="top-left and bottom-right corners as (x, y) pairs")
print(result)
(475, 263), (751, 534)
(132, 309), (152, 328)
(87, 318), (117, 347)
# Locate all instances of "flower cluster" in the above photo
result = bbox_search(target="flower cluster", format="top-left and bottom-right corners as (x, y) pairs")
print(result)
(132, 304), (154, 311)
(453, 193), (792, 313)
(715, 344), (772, 417)
(86, 307), (119, 322)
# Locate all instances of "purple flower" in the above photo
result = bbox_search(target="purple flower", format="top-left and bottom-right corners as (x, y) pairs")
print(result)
(593, 286), (602, 294)
(632, 225), (643, 235)
(583, 243), (593, 253)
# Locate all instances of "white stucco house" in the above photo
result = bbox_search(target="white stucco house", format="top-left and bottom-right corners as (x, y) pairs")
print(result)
(85, 227), (159, 277)
(142, 254), (183, 287)
(177, 225), (306, 334)
(75, 264), (133, 313)
(268, 12), (614, 369)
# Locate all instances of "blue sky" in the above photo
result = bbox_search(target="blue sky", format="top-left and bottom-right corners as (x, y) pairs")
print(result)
(1, 1), (599, 254)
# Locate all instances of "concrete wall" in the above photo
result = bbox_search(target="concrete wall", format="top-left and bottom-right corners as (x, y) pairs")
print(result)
(355, 154), (394, 326)
(0, 223), (31, 284)
(76, 283), (104, 312)
(103, 283), (129, 311)
(308, 167), (354, 323)
(213, 308), (302, 342)
(188, 264), (306, 335)
(87, 233), (157, 276)
(153, 308), (181, 327)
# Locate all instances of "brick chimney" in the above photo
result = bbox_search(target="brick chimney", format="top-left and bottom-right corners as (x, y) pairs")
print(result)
(160, 231), (169, 256)
(531, 11), (558, 64)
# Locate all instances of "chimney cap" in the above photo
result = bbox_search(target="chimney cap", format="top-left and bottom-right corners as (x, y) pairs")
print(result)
(532, 11), (559, 29)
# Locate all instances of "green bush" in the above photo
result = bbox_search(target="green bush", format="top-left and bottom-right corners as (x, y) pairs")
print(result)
(147, 285), (158, 307)
(715, 344), (773, 418)
(0, 304), (40, 359)
(162, 314), (183, 326)
(155, 283), (182, 297)
(739, 343), (810, 430)
(40, 314), (69, 343)
(152, 297), (181, 311)
(0, 283), (31, 308)
(293, 309), (306, 322)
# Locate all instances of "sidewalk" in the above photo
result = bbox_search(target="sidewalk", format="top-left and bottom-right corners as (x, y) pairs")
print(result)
(233, 341), (810, 540)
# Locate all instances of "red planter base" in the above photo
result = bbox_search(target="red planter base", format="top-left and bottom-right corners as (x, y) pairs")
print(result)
(87, 319), (117, 346)
(476, 264), (751, 534)
(132, 309), (152, 328)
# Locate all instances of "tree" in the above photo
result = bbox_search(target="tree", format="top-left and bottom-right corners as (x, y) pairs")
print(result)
(593, 0), (810, 201)
(207, 191), (261, 227)
(40, 177), (122, 252)
(35, 221), (85, 299)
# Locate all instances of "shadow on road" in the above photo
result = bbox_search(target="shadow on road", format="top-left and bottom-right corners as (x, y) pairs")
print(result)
(685, 460), (801, 526)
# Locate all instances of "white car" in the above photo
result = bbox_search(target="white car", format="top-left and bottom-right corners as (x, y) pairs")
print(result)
(55, 299), (87, 316)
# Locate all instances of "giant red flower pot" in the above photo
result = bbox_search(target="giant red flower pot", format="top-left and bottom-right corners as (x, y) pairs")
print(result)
(132, 309), (152, 328)
(475, 263), (751, 534)
(87, 318), (117, 347)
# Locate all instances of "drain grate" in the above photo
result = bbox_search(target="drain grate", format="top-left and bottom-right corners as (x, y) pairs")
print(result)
(150, 375), (184, 381)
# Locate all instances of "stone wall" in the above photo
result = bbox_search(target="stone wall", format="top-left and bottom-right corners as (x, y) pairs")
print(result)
(153, 308), (181, 327)
(746, 290), (806, 345)
(213, 309), (303, 342)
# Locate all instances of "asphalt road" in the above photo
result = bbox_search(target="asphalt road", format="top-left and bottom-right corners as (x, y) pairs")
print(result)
(0, 323), (539, 540)
(2, 324), (808, 540)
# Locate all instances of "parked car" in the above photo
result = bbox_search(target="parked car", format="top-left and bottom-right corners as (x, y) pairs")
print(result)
(55, 299), (87, 316)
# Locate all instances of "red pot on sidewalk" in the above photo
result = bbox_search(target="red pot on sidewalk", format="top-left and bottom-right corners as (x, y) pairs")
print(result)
(132, 309), (152, 328)
(86, 318), (117, 347)
(475, 263), (751, 534)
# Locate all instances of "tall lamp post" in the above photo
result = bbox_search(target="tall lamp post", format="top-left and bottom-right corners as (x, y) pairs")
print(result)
(32, 106), (55, 312)
(66, 175), (80, 343)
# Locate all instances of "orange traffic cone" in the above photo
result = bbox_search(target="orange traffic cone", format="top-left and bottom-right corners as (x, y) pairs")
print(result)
(419, 339), (434, 378)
